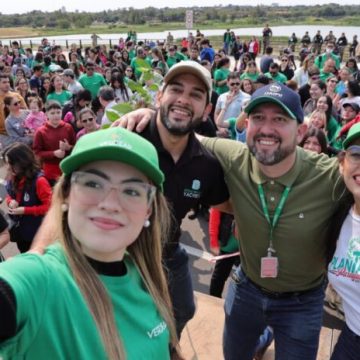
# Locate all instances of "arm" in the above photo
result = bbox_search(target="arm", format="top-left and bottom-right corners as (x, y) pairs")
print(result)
(215, 93), (235, 129)
(111, 108), (155, 132)
(0, 278), (17, 341)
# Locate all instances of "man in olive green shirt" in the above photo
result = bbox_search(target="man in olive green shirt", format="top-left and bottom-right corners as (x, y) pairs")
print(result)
(107, 81), (342, 360)
(202, 82), (342, 360)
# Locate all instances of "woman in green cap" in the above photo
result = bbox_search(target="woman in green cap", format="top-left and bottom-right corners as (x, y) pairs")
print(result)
(328, 122), (360, 360)
(0, 127), (179, 359)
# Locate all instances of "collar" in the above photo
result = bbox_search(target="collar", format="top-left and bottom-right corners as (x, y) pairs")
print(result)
(250, 147), (302, 187)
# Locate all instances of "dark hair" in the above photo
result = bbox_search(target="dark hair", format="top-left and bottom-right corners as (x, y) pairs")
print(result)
(75, 89), (92, 104)
(299, 127), (328, 154)
(43, 55), (52, 66)
(110, 73), (130, 102)
(33, 64), (43, 73)
(318, 95), (333, 121)
(347, 80), (360, 97)
(27, 96), (43, 109)
(311, 80), (326, 92)
(265, 46), (273, 54)
(240, 78), (255, 94)
(217, 57), (230, 69)
(47, 75), (66, 95)
(45, 100), (62, 112)
(227, 72), (240, 81)
(98, 86), (115, 101)
(345, 58), (359, 71)
(3, 95), (18, 118)
(2, 143), (40, 192)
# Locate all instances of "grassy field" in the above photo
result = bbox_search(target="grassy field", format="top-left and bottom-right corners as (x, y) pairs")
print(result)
(0, 15), (359, 39)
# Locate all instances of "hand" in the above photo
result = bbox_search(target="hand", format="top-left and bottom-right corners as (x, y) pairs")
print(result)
(216, 128), (229, 138)
(210, 246), (220, 256)
(111, 108), (155, 132)
(59, 140), (66, 151)
(225, 92), (235, 107)
(8, 206), (25, 215)
(8, 200), (19, 209)
(61, 139), (72, 151)
(54, 149), (65, 158)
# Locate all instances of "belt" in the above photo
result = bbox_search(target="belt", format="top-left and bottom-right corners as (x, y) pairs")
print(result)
(232, 271), (323, 299)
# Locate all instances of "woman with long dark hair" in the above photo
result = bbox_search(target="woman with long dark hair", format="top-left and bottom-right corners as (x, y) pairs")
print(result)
(3, 142), (52, 252)
(110, 72), (133, 104)
(0, 128), (179, 359)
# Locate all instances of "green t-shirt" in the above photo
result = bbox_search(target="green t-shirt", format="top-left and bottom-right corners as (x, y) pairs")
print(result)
(130, 57), (152, 80)
(201, 138), (342, 292)
(129, 49), (136, 61)
(166, 56), (178, 69)
(240, 72), (259, 82)
(79, 73), (107, 99)
(264, 72), (287, 84)
(314, 52), (340, 70)
(214, 68), (230, 95)
(0, 245), (170, 359)
(319, 70), (335, 82)
(326, 115), (341, 145)
(46, 90), (73, 106)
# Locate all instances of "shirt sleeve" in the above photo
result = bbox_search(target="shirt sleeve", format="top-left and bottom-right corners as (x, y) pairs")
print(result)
(209, 208), (221, 248)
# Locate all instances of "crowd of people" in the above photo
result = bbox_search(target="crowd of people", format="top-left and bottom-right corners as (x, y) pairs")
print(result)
(0, 27), (359, 359)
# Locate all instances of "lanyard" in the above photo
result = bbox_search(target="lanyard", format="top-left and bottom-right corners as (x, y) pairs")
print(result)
(257, 184), (291, 256)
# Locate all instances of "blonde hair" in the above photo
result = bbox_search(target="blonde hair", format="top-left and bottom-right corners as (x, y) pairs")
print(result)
(308, 109), (327, 129)
(51, 175), (179, 359)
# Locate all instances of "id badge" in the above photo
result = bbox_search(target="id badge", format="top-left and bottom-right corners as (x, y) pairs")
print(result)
(260, 256), (278, 278)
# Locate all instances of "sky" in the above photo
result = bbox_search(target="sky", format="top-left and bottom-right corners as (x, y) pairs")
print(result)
(1, 0), (355, 15)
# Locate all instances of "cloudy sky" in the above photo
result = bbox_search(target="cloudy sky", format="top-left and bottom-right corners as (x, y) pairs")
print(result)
(2, 1), (354, 15)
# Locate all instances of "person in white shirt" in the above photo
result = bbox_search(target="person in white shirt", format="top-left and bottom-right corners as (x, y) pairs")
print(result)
(328, 123), (360, 360)
(63, 69), (83, 95)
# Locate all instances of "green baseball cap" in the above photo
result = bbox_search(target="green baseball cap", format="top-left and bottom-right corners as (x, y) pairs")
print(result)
(343, 123), (360, 149)
(60, 128), (164, 189)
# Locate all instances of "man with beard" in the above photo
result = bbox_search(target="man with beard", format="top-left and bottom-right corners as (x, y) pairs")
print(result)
(31, 61), (230, 339)
(115, 82), (342, 359)
(201, 83), (341, 360)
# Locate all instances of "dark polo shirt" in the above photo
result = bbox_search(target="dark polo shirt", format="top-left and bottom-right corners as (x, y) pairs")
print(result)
(141, 118), (230, 251)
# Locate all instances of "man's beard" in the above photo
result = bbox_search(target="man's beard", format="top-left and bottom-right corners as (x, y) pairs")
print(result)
(159, 105), (203, 136)
(247, 133), (296, 166)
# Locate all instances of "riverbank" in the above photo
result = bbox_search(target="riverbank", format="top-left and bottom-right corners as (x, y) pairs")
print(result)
(0, 16), (359, 39)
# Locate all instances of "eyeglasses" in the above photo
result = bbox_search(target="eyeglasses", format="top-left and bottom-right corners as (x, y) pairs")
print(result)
(81, 117), (94, 123)
(229, 82), (241, 86)
(71, 171), (156, 210)
(345, 145), (360, 165)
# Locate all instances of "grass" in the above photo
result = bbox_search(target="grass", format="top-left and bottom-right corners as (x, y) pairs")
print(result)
(0, 15), (359, 40)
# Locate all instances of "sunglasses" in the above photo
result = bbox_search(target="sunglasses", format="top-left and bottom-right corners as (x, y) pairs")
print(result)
(82, 117), (94, 123)
(229, 82), (241, 86)
(311, 75), (320, 80)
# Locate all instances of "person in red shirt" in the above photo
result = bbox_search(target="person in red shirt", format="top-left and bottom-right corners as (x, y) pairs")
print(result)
(33, 100), (76, 186)
(3, 142), (52, 252)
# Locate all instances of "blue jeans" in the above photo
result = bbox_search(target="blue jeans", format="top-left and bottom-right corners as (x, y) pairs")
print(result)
(223, 267), (325, 360)
(164, 245), (195, 338)
(331, 324), (360, 360)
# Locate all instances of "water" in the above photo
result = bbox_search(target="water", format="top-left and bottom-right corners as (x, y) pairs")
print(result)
(1, 25), (359, 46)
